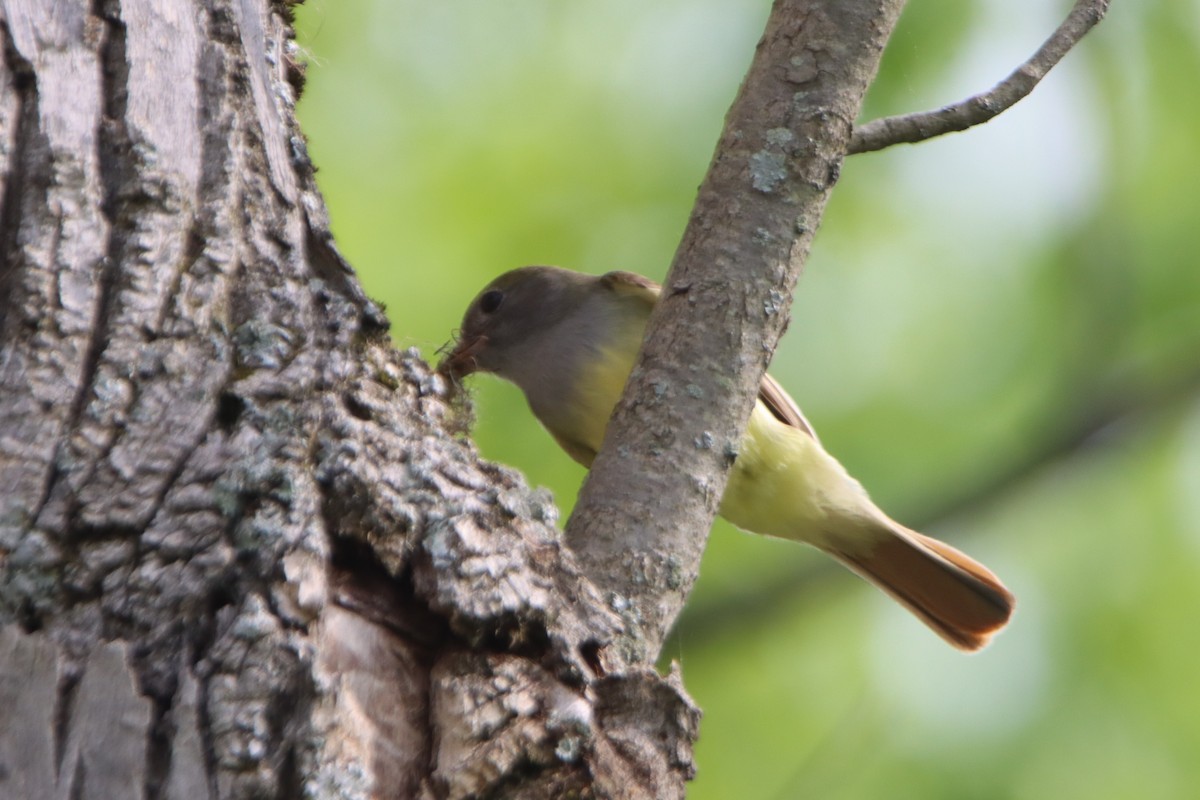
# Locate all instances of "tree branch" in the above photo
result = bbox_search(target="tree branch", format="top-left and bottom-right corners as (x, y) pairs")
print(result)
(563, 0), (908, 664)
(849, 0), (1110, 155)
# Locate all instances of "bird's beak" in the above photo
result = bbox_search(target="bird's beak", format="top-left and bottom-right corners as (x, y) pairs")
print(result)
(438, 334), (488, 380)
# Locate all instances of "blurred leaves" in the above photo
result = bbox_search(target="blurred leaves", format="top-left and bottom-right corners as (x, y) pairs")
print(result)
(296, 0), (1200, 796)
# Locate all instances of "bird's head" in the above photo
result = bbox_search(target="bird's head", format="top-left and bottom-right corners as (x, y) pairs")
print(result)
(438, 265), (585, 381)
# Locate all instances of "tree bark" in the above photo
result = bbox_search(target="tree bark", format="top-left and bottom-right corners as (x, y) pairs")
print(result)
(0, 0), (696, 797)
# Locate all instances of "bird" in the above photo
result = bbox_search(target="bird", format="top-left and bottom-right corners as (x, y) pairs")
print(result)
(439, 265), (1014, 650)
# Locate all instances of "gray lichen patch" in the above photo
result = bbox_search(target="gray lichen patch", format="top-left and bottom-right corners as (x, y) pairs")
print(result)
(750, 149), (789, 193)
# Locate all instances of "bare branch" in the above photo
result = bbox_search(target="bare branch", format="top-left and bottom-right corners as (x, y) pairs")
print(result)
(563, 0), (907, 664)
(849, 0), (1110, 155)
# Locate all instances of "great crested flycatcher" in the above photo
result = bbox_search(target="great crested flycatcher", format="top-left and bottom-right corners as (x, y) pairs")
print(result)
(440, 266), (1014, 650)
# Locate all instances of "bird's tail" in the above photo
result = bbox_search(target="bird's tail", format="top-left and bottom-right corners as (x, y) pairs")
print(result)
(825, 518), (1014, 651)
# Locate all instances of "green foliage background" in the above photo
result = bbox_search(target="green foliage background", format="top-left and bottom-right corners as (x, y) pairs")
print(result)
(296, 1), (1200, 796)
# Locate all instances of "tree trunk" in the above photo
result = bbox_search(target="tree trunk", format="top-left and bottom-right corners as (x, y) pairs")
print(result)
(0, 0), (697, 796)
(0, 0), (903, 797)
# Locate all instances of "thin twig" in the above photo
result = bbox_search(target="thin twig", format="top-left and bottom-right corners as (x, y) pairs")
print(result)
(849, 0), (1110, 155)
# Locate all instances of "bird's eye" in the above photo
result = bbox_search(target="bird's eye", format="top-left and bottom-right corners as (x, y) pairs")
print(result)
(479, 289), (504, 314)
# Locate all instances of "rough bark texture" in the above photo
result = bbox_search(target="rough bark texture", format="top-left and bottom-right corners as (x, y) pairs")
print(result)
(0, 0), (699, 797)
(565, 0), (908, 660)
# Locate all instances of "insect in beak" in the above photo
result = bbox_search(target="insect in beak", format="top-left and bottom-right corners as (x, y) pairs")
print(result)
(436, 334), (487, 380)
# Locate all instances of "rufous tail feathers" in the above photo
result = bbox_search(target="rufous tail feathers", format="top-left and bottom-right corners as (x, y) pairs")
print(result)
(829, 521), (1014, 651)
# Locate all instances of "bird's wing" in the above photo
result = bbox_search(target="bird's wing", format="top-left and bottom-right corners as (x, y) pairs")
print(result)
(601, 270), (817, 441)
(600, 270), (661, 306)
(757, 371), (819, 441)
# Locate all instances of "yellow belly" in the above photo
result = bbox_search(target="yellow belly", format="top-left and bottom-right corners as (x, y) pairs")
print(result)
(720, 405), (867, 548)
(553, 353), (869, 549)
